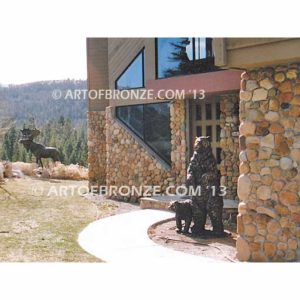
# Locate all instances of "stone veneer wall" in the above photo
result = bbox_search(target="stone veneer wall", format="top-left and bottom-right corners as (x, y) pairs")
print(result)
(105, 100), (187, 200)
(237, 64), (300, 262)
(87, 111), (106, 188)
(219, 93), (240, 200)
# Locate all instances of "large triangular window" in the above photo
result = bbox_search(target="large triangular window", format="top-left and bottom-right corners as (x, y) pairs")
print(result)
(115, 49), (145, 90)
(116, 102), (171, 165)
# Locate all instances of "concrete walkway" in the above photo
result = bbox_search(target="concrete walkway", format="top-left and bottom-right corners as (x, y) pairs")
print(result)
(78, 209), (216, 262)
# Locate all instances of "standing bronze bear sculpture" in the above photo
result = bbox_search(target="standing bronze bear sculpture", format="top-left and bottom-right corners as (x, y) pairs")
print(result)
(186, 136), (227, 237)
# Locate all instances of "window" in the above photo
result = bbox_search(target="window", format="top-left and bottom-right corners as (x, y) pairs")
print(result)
(205, 103), (212, 120)
(206, 126), (212, 140)
(156, 38), (216, 79)
(216, 125), (221, 142)
(196, 104), (201, 120)
(191, 96), (221, 164)
(116, 102), (171, 164)
(115, 49), (145, 90)
(115, 105), (144, 138)
(216, 148), (222, 164)
(196, 126), (202, 137)
(216, 102), (221, 119)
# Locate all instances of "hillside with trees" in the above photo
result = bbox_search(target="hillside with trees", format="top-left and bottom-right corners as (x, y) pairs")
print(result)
(0, 80), (88, 166)
(1, 117), (87, 166)
(0, 79), (87, 125)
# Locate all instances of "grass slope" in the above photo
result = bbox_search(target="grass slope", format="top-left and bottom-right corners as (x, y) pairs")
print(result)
(0, 178), (103, 262)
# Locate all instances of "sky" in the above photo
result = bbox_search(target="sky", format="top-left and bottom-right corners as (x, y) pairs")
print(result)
(0, 35), (87, 85)
(0, 0), (290, 86)
(0, 1), (97, 86)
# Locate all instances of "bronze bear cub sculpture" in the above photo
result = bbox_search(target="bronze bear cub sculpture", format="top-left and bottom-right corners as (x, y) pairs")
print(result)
(169, 200), (193, 234)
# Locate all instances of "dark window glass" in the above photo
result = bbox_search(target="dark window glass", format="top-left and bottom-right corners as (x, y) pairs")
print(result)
(196, 126), (202, 137)
(216, 101), (221, 119)
(115, 49), (144, 90)
(216, 125), (221, 142)
(144, 103), (171, 164)
(116, 105), (144, 138)
(205, 103), (212, 120)
(194, 38), (208, 60)
(196, 104), (201, 120)
(216, 147), (222, 164)
(116, 102), (171, 164)
(206, 126), (212, 140)
(156, 38), (188, 79)
(156, 38), (216, 79)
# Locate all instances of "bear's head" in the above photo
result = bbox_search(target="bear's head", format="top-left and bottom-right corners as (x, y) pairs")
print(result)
(194, 136), (211, 152)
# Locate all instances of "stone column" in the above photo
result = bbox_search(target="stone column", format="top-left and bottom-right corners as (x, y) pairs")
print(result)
(86, 38), (109, 190)
(88, 111), (106, 189)
(170, 100), (187, 182)
(219, 93), (240, 201)
(237, 64), (300, 262)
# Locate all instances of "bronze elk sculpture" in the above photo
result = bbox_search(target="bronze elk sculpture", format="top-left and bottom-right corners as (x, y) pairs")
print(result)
(19, 127), (60, 168)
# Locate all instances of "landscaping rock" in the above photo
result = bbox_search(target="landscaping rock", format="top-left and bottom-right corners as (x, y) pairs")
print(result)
(3, 161), (13, 178)
(0, 163), (4, 181)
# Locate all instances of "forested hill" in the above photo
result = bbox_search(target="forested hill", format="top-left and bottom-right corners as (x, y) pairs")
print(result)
(0, 80), (88, 166)
(0, 79), (87, 127)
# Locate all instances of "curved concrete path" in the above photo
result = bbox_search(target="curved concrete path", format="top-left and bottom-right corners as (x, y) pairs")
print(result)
(78, 209), (216, 262)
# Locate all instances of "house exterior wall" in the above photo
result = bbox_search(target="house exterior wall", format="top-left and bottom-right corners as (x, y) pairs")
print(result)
(87, 38), (109, 111)
(87, 38), (300, 262)
(105, 100), (186, 200)
(87, 38), (241, 200)
(214, 38), (300, 69)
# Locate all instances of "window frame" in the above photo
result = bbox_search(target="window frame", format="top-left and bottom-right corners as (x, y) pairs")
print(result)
(155, 38), (214, 80)
(115, 47), (145, 90)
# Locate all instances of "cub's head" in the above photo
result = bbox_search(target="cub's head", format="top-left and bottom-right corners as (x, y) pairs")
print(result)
(168, 201), (179, 212)
(168, 200), (192, 211)
(194, 136), (211, 152)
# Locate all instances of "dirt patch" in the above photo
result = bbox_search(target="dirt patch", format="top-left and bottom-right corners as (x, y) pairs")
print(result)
(84, 194), (140, 219)
(148, 218), (238, 262)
